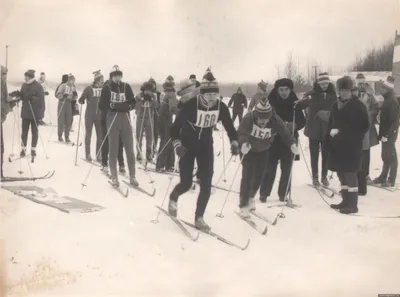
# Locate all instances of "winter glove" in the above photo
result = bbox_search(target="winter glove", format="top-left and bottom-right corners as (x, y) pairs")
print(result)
(9, 90), (21, 98)
(44, 91), (49, 96)
(73, 91), (78, 96)
(330, 128), (339, 137)
(241, 142), (251, 155)
(172, 140), (187, 158)
(381, 136), (388, 143)
(78, 98), (85, 104)
(290, 143), (298, 155)
(230, 140), (240, 155)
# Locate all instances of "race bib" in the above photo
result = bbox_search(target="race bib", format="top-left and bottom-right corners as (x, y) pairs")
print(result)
(251, 125), (271, 139)
(65, 86), (72, 95)
(93, 88), (102, 97)
(110, 92), (126, 103)
(195, 109), (219, 128)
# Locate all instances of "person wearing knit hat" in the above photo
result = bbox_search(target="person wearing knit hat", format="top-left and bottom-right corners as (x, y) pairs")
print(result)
(237, 100), (297, 217)
(78, 70), (105, 162)
(258, 78), (305, 203)
(370, 75), (399, 188)
(228, 87), (248, 125)
(156, 75), (179, 172)
(98, 64), (138, 187)
(327, 76), (369, 214)
(37, 72), (49, 126)
(248, 80), (268, 111)
(296, 73), (337, 187)
(55, 73), (78, 143)
(19, 69), (45, 159)
(168, 68), (239, 232)
(177, 79), (197, 105)
(135, 81), (158, 163)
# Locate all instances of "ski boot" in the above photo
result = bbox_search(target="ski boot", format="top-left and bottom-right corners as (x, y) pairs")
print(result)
(31, 149), (37, 157)
(279, 196), (285, 202)
(101, 165), (109, 175)
(166, 167), (174, 172)
(155, 167), (165, 173)
(366, 176), (372, 184)
(371, 177), (385, 185)
(321, 176), (329, 187)
(110, 177), (120, 188)
(330, 191), (347, 209)
(238, 206), (251, 219)
(382, 180), (395, 188)
(86, 154), (92, 162)
(249, 197), (256, 211)
(20, 149), (26, 157)
(312, 177), (320, 187)
(130, 176), (139, 187)
(65, 137), (72, 143)
(195, 217), (211, 232)
(58, 136), (64, 142)
(168, 200), (178, 217)
(119, 166), (126, 175)
(259, 196), (268, 203)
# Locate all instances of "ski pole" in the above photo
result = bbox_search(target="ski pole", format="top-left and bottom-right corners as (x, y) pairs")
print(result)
(74, 103), (83, 166)
(214, 155), (233, 187)
(220, 125), (227, 182)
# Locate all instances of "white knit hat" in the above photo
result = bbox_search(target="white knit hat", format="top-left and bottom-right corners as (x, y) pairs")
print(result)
(200, 67), (219, 94)
(317, 72), (330, 84)
(255, 101), (272, 119)
(93, 70), (103, 81)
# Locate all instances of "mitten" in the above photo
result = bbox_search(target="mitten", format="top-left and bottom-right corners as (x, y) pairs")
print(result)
(44, 91), (49, 96)
(173, 140), (187, 158)
(230, 140), (240, 155)
(241, 142), (251, 155)
(78, 98), (85, 104)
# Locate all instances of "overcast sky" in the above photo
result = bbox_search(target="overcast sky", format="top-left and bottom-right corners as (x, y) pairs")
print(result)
(0, 0), (399, 83)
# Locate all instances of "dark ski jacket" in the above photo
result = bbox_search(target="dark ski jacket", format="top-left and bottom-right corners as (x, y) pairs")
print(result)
(79, 84), (102, 119)
(297, 82), (336, 140)
(20, 79), (45, 120)
(99, 81), (135, 114)
(228, 87), (248, 113)
(327, 96), (369, 173)
(378, 90), (400, 142)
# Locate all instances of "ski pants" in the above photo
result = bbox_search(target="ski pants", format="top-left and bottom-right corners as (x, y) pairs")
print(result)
(57, 100), (72, 139)
(379, 140), (398, 183)
(85, 111), (102, 157)
(239, 149), (269, 208)
(153, 110), (159, 153)
(21, 119), (38, 150)
(101, 116), (124, 168)
(170, 144), (214, 220)
(232, 111), (243, 125)
(337, 171), (359, 207)
(107, 111), (136, 180)
(309, 138), (329, 179)
(1, 123), (4, 177)
(357, 149), (369, 195)
(136, 115), (153, 160)
(260, 138), (293, 199)
(156, 115), (175, 170)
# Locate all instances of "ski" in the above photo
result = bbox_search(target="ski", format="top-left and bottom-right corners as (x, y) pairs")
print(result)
(81, 158), (102, 167)
(369, 184), (398, 192)
(266, 199), (302, 209)
(8, 154), (30, 163)
(121, 180), (156, 197)
(181, 219), (250, 250)
(1, 170), (55, 182)
(108, 180), (129, 197)
(53, 141), (82, 147)
(250, 210), (274, 224)
(192, 181), (240, 194)
(155, 206), (200, 241)
(234, 211), (268, 235)
(307, 184), (334, 198)
(140, 167), (179, 177)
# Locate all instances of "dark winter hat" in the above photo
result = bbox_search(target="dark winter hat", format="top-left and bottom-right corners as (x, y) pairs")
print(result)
(61, 74), (68, 83)
(255, 101), (273, 119)
(317, 72), (330, 84)
(93, 70), (103, 81)
(258, 80), (268, 92)
(177, 79), (196, 96)
(200, 67), (219, 94)
(336, 76), (354, 90)
(189, 74), (196, 79)
(381, 76), (394, 90)
(356, 73), (366, 84)
(237, 87), (242, 92)
(142, 81), (154, 92)
(24, 69), (35, 78)
(110, 65), (123, 77)
(274, 78), (294, 90)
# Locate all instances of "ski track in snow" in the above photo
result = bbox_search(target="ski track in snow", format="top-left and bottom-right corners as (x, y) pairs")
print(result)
(1, 86), (400, 297)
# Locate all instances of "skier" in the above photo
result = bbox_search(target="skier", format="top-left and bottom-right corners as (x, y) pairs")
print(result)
(177, 79), (198, 106)
(237, 101), (296, 218)
(100, 76), (126, 175)
(19, 70), (45, 158)
(228, 87), (248, 125)
(168, 68), (239, 232)
(247, 80), (268, 111)
(296, 72), (337, 187)
(78, 70), (104, 162)
(371, 76), (400, 187)
(98, 65), (138, 187)
(149, 78), (161, 155)
(156, 75), (178, 172)
(38, 72), (49, 125)
(189, 74), (201, 88)
(55, 74), (78, 143)
(135, 81), (158, 163)
(259, 78), (305, 202)
(328, 76), (369, 214)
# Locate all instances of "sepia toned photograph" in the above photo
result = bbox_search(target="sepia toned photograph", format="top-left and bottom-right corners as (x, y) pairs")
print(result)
(1, 0), (400, 296)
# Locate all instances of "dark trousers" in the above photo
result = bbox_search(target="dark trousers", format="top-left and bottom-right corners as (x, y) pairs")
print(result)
(21, 119), (38, 149)
(357, 150), (369, 195)
(170, 145), (214, 220)
(100, 118), (124, 168)
(260, 139), (292, 199)
(239, 150), (269, 208)
(1, 123), (4, 177)
(379, 141), (398, 183)
(232, 111), (243, 125)
(156, 115), (175, 170)
(337, 171), (359, 207)
(309, 138), (329, 179)
(364, 148), (370, 177)
(153, 110), (159, 154)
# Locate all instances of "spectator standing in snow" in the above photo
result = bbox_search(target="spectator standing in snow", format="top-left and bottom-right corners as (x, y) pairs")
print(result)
(189, 74), (201, 88)
(228, 87), (247, 125)
(248, 80), (268, 111)
(38, 72), (49, 125)
(149, 78), (161, 156)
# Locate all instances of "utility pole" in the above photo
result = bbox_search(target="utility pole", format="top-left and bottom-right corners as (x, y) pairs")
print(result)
(312, 65), (319, 81)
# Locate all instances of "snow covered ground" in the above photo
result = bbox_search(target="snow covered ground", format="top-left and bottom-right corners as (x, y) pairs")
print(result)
(1, 86), (400, 297)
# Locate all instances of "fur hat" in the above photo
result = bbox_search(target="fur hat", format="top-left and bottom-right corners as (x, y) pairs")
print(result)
(24, 69), (35, 78)
(336, 76), (353, 90)
(110, 65), (123, 77)
(177, 79), (196, 96)
(356, 73), (366, 84)
(381, 76), (394, 90)
(317, 72), (330, 84)
(274, 78), (294, 90)
(93, 70), (103, 81)
(258, 80), (268, 92)
(200, 67), (219, 94)
(255, 101), (273, 119)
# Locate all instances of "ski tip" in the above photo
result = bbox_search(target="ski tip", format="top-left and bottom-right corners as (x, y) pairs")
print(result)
(261, 225), (268, 235)
(193, 232), (200, 241)
(242, 238), (251, 250)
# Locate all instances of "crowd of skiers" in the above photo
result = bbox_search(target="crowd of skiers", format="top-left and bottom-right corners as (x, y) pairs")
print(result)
(1, 64), (399, 231)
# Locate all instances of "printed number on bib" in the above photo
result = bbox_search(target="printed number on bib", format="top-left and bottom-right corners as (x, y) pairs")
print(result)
(195, 109), (219, 128)
(111, 92), (126, 103)
(65, 86), (73, 95)
(93, 88), (102, 97)
(251, 125), (271, 139)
